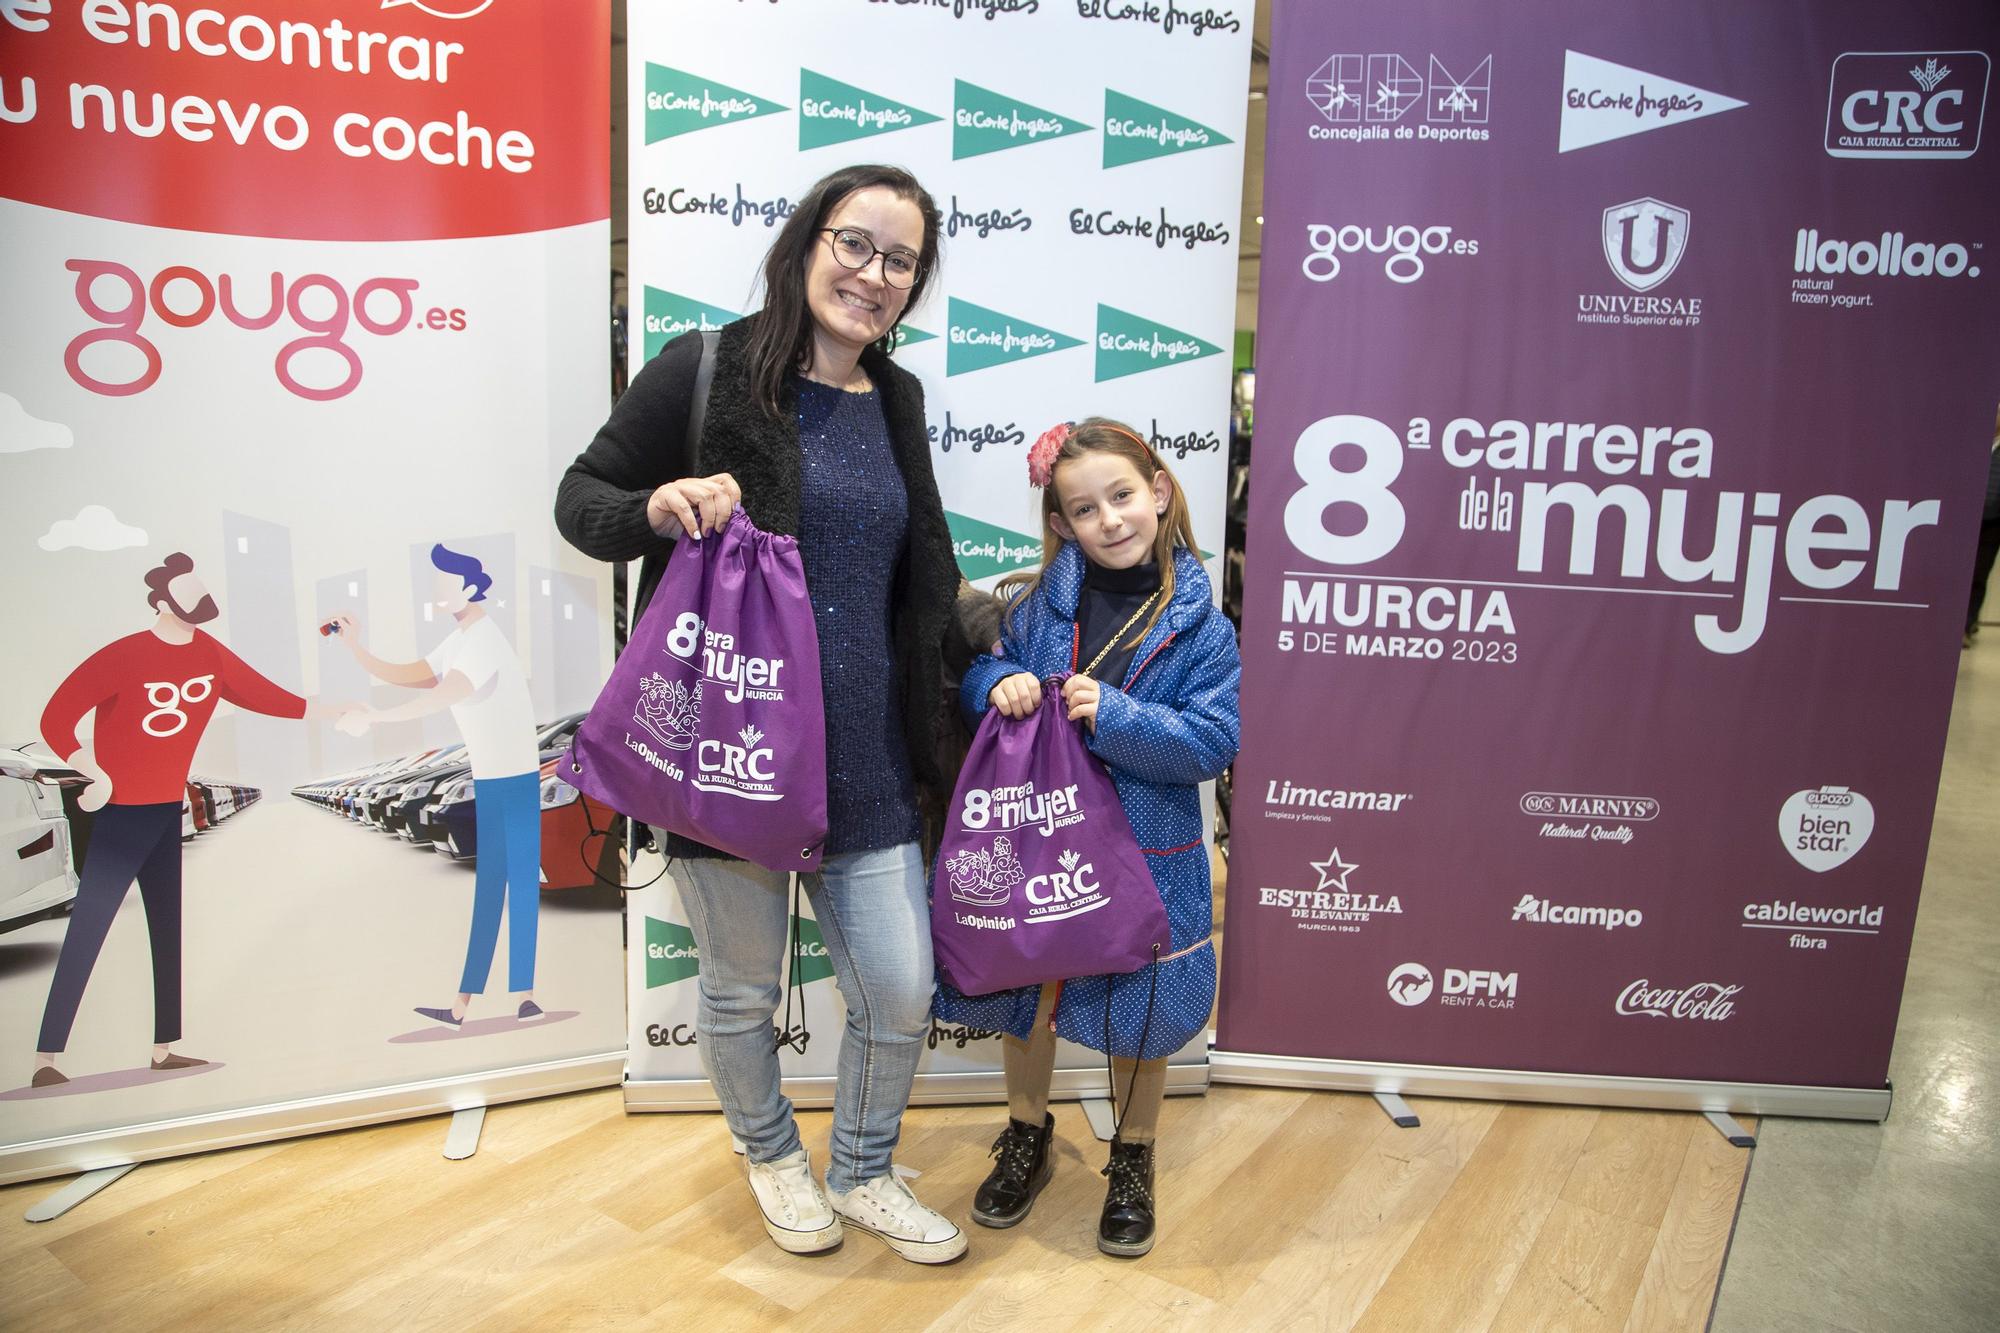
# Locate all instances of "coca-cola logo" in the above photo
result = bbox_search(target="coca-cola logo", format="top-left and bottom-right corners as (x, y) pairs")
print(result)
(1616, 979), (1741, 1021)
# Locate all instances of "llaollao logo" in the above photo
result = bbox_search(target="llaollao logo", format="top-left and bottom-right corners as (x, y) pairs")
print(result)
(946, 298), (1084, 375)
(798, 69), (940, 150)
(953, 79), (1091, 159)
(1780, 786), (1874, 872)
(1095, 304), (1223, 381)
(1102, 89), (1232, 167)
(645, 916), (699, 988)
(645, 64), (786, 144)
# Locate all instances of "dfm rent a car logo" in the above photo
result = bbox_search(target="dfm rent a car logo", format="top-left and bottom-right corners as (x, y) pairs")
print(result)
(664, 611), (787, 702)
(142, 674), (216, 737)
(63, 259), (459, 402)
(960, 780), (1085, 835)
(1616, 979), (1740, 1021)
(1278, 413), (1943, 654)
(1301, 224), (1478, 283)
(1827, 51), (1990, 159)
(1388, 962), (1517, 1008)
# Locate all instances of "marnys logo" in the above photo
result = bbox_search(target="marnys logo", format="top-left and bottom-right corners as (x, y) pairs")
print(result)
(1601, 198), (1689, 292)
(1512, 893), (1642, 931)
(1780, 786), (1874, 873)
(947, 511), (1039, 581)
(1256, 847), (1403, 925)
(645, 916), (699, 988)
(946, 298), (1084, 375)
(1096, 305), (1223, 381)
(1520, 789), (1657, 845)
(642, 288), (738, 360)
(798, 69), (941, 150)
(1301, 224), (1478, 284)
(1387, 962), (1517, 1009)
(1304, 53), (1492, 144)
(645, 64), (786, 144)
(1826, 51), (1990, 159)
(1558, 51), (1747, 153)
(1616, 979), (1740, 1021)
(953, 79), (1091, 159)
(1102, 89), (1232, 167)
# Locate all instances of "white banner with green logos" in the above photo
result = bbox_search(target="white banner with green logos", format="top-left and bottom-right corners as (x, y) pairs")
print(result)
(623, 0), (1250, 1109)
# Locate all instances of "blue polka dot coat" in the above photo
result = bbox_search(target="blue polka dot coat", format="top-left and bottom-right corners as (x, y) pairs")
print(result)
(935, 542), (1242, 1059)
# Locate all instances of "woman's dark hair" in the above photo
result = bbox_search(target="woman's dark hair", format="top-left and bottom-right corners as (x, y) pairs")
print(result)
(744, 164), (943, 420)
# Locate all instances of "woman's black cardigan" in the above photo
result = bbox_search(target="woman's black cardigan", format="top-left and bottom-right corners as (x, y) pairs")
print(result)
(553, 315), (964, 861)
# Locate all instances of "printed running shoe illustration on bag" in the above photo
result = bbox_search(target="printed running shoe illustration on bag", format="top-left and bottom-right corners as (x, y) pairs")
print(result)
(945, 835), (1026, 907)
(634, 673), (701, 751)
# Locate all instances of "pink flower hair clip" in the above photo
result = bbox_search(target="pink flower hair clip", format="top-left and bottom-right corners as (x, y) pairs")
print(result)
(1027, 421), (1071, 488)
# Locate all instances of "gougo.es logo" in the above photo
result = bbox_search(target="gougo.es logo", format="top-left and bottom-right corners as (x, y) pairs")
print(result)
(64, 258), (467, 402)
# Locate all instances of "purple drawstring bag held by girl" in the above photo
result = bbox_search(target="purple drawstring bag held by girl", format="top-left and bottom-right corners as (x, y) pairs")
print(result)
(564, 507), (828, 871)
(931, 675), (1170, 996)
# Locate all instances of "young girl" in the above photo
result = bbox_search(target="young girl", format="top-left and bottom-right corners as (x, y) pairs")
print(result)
(936, 417), (1241, 1257)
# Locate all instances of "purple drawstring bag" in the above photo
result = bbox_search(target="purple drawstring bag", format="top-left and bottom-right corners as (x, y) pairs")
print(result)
(564, 508), (828, 871)
(932, 675), (1170, 996)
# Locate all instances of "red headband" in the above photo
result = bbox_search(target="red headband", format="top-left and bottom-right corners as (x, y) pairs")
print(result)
(1026, 421), (1157, 488)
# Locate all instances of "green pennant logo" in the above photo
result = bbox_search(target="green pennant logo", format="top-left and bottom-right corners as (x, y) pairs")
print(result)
(947, 298), (1084, 376)
(1095, 304), (1224, 381)
(953, 79), (1092, 159)
(643, 289), (740, 360)
(948, 512), (1043, 582)
(1102, 89), (1232, 167)
(645, 917), (700, 988)
(645, 64), (786, 144)
(889, 324), (937, 352)
(799, 69), (941, 149)
(790, 915), (836, 986)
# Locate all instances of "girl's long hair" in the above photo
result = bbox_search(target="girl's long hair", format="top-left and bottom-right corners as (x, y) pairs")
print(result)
(743, 163), (944, 420)
(998, 417), (1198, 651)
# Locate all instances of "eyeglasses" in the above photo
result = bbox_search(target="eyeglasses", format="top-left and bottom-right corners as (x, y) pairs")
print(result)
(819, 228), (921, 289)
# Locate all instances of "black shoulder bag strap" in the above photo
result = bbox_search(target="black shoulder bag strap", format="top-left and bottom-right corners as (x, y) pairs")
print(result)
(686, 329), (719, 472)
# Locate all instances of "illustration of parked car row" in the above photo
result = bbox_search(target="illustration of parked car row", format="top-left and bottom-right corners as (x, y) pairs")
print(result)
(288, 713), (624, 890)
(3, 745), (261, 936)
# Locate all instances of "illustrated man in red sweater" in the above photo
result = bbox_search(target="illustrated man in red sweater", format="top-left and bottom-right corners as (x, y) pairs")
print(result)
(31, 553), (350, 1089)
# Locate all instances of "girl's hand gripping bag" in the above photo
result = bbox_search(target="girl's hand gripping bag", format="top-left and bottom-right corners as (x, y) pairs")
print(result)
(932, 675), (1169, 996)
(563, 508), (828, 870)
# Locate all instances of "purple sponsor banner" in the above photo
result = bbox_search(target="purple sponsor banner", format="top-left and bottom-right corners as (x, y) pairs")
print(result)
(1217, 1), (1999, 1092)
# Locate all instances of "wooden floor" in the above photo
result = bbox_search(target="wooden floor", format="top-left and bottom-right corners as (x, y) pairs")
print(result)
(0, 1083), (1753, 1331)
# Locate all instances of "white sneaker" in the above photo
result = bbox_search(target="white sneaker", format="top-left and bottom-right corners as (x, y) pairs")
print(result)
(745, 1148), (843, 1254)
(828, 1171), (968, 1264)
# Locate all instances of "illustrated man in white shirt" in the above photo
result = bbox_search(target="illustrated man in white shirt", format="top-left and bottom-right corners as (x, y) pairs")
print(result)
(329, 545), (546, 1027)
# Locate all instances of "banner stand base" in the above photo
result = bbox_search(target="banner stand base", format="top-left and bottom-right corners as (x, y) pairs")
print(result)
(1373, 1092), (1421, 1128)
(0, 1051), (626, 1189)
(1704, 1111), (1758, 1147)
(1209, 1050), (1891, 1122)
(443, 1106), (487, 1161)
(24, 1162), (137, 1223)
(623, 1063), (1211, 1113)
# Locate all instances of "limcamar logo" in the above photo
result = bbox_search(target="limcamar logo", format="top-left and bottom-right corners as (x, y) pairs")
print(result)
(64, 259), (465, 402)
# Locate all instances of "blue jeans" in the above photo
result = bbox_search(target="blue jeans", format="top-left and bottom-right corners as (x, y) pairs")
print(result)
(461, 772), (541, 994)
(673, 841), (931, 1194)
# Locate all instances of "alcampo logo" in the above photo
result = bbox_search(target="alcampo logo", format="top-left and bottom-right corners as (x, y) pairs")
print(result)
(790, 914), (835, 986)
(947, 298), (1084, 375)
(948, 512), (1041, 581)
(954, 79), (1092, 159)
(645, 917), (699, 988)
(645, 64), (786, 144)
(644, 288), (739, 360)
(1095, 304), (1224, 381)
(799, 70), (941, 150)
(1103, 89), (1233, 167)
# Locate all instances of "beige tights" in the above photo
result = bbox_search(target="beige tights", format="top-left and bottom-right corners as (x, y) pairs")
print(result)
(1002, 982), (1166, 1144)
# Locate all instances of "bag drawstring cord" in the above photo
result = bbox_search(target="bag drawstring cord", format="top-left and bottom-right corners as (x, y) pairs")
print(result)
(576, 793), (667, 890)
(1103, 942), (1162, 1144)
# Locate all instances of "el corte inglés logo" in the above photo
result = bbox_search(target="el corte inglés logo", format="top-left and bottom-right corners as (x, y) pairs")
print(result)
(799, 69), (941, 150)
(946, 298), (1084, 375)
(1095, 304), (1223, 381)
(790, 914), (835, 986)
(947, 512), (1041, 581)
(645, 64), (786, 144)
(953, 80), (1092, 159)
(645, 916), (700, 988)
(643, 288), (739, 360)
(1102, 89), (1233, 167)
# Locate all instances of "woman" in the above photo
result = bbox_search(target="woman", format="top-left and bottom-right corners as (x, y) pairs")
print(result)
(555, 165), (966, 1263)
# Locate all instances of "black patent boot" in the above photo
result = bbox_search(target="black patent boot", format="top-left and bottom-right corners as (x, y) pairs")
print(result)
(1098, 1136), (1156, 1257)
(971, 1113), (1056, 1228)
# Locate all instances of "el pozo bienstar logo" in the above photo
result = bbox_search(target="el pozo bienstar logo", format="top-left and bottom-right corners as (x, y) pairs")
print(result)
(642, 288), (739, 360)
(645, 916), (699, 988)
(946, 298), (1083, 375)
(1102, 89), (1232, 167)
(644, 65), (786, 144)
(1779, 785), (1874, 872)
(798, 69), (941, 150)
(1304, 52), (1493, 144)
(953, 79), (1092, 159)
(1095, 305), (1223, 381)
(1558, 50), (1746, 153)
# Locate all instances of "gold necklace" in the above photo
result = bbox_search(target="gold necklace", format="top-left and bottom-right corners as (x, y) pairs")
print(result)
(1082, 590), (1161, 677)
